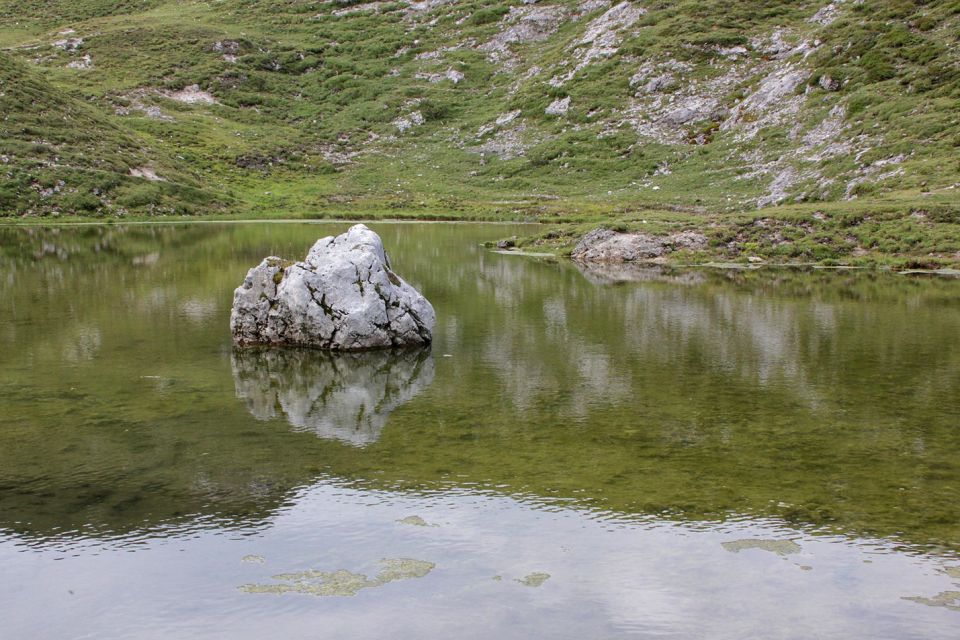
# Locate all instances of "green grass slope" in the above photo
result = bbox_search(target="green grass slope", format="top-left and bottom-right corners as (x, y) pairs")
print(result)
(0, 0), (958, 264)
(0, 50), (226, 215)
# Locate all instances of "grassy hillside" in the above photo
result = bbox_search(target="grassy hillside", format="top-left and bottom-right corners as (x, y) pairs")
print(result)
(0, 50), (227, 215)
(0, 0), (958, 263)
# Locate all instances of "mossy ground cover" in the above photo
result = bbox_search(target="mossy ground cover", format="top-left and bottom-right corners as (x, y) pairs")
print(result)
(0, 0), (957, 265)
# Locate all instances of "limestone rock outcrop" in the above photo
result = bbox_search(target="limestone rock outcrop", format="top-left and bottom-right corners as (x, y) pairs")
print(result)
(231, 224), (435, 350)
(571, 228), (708, 263)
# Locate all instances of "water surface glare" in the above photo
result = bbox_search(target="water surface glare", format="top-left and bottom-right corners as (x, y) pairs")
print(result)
(1, 223), (958, 638)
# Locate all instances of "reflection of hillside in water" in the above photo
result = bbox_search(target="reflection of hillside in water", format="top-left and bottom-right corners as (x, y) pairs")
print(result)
(1, 224), (958, 551)
(466, 258), (960, 423)
(405, 255), (960, 549)
(232, 348), (435, 446)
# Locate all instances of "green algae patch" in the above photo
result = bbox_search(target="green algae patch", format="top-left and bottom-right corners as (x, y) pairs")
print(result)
(239, 558), (435, 597)
(374, 558), (435, 584)
(944, 567), (960, 580)
(240, 569), (370, 597)
(722, 539), (802, 556)
(397, 515), (433, 527)
(241, 555), (265, 564)
(902, 591), (960, 612)
(516, 572), (551, 588)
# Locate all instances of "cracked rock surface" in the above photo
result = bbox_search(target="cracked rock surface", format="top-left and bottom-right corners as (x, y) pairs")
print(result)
(230, 224), (435, 349)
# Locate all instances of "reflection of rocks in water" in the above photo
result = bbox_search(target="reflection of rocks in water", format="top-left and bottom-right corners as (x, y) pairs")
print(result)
(573, 261), (707, 286)
(232, 347), (434, 446)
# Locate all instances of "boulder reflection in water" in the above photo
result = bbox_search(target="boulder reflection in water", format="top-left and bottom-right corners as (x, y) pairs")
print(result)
(232, 347), (434, 446)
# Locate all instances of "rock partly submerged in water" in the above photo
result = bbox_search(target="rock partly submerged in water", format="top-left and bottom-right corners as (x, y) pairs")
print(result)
(571, 227), (708, 263)
(231, 224), (435, 350)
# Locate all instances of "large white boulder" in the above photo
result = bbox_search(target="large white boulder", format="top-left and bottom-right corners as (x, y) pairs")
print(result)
(230, 224), (435, 350)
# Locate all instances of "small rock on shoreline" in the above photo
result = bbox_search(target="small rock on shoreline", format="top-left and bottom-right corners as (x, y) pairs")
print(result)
(571, 228), (708, 263)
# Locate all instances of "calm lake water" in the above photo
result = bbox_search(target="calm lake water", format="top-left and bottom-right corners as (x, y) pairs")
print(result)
(1, 222), (959, 639)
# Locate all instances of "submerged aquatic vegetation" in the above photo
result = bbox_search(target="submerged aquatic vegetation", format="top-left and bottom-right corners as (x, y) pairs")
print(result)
(515, 572), (551, 588)
(2, 223), (959, 554)
(902, 591), (960, 613)
(721, 539), (802, 556)
(239, 558), (435, 597)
